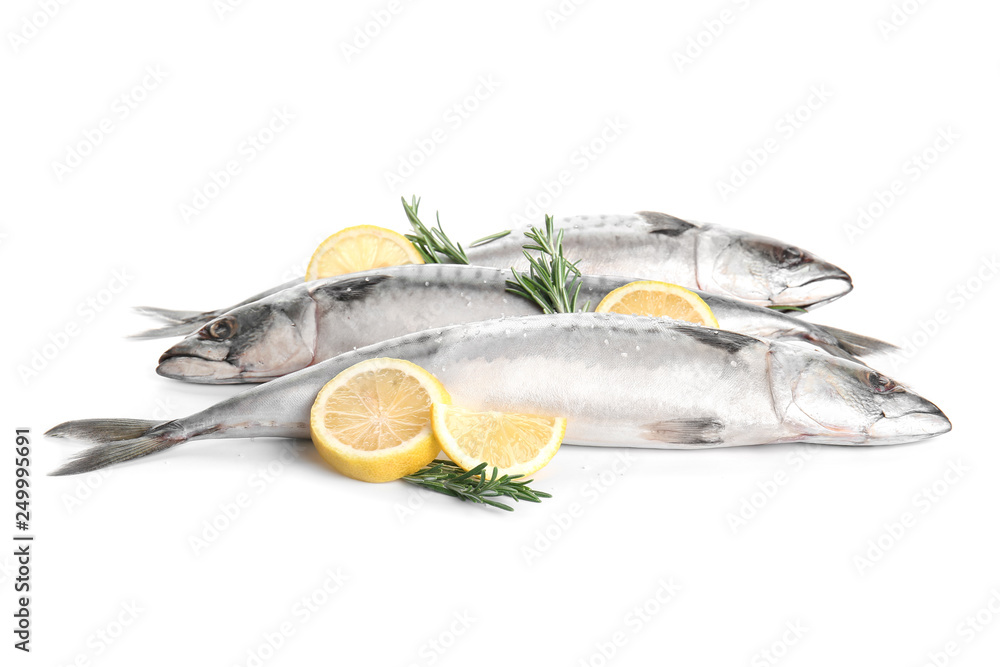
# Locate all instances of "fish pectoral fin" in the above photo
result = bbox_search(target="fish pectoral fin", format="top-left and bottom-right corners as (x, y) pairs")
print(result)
(812, 324), (900, 359)
(643, 418), (724, 445)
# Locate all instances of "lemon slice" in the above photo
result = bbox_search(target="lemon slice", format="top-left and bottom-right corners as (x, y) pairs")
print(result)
(305, 225), (424, 281)
(310, 358), (450, 482)
(431, 404), (566, 477)
(594, 280), (719, 328)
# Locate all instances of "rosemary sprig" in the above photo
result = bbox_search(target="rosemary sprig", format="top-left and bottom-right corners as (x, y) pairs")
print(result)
(402, 459), (552, 511)
(767, 305), (808, 313)
(505, 214), (591, 314)
(401, 195), (510, 263)
(401, 197), (586, 313)
(401, 196), (469, 264)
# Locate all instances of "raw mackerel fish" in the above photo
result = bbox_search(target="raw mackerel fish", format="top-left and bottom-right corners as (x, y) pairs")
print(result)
(152, 264), (890, 384)
(49, 314), (948, 476)
(134, 212), (853, 338)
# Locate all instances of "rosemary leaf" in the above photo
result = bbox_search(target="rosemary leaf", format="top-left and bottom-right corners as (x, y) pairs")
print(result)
(470, 230), (512, 247)
(402, 459), (551, 512)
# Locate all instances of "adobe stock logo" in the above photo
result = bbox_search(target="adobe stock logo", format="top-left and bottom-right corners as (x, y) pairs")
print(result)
(853, 460), (969, 575)
(544, 0), (590, 31)
(339, 0), (417, 63)
(843, 126), (959, 244)
(886, 255), (997, 373)
(404, 611), (476, 667)
(7, 0), (72, 53)
(751, 621), (808, 667)
(877, 0), (932, 40)
(577, 578), (681, 667)
(178, 107), (295, 223)
(213, 0), (249, 20)
(917, 589), (1000, 667)
(51, 66), (168, 182)
(521, 452), (635, 565)
(383, 76), (500, 192)
(715, 85), (833, 202)
(510, 116), (627, 227)
(233, 567), (349, 667)
(671, 0), (756, 73)
(725, 444), (821, 534)
(17, 269), (134, 385)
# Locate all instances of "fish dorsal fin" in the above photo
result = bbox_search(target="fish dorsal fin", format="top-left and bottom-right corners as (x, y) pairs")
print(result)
(311, 274), (392, 303)
(673, 325), (760, 355)
(643, 418), (724, 445)
(637, 211), (698, 237)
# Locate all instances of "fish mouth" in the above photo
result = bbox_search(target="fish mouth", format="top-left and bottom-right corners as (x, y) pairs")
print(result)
(156, 350), (280, 384)
(157, 338), (247, 384)
(775, 272), (853, 308)
(867, 407), (952, 444)
(156, 352), (246, 383)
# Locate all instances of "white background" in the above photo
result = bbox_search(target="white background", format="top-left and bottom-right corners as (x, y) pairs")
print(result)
(3, 1), (999, 665)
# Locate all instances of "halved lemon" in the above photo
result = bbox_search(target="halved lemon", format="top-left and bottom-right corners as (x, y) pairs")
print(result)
(431, 404), (566, 477)
(305, 225), (424, 281)
(594, 280), (719, 328)
(310, 358), (450, 483)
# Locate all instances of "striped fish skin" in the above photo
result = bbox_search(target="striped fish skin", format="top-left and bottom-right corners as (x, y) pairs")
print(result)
(154, 264), (886, 384)
(49, 315), (949, 476)
(133, 211), (852, 338)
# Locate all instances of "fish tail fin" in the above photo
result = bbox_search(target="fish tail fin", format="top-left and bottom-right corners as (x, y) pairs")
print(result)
(46, 418), (161, 443)
(132, 306), (206, 323)
(814, 325), (900, 360)
(47, 420), (188, 475)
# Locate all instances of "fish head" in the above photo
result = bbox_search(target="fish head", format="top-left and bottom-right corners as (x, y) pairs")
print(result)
(156, 295), (317, 383)
(768, 346), (951, 445)
(697, 227), (852, 307)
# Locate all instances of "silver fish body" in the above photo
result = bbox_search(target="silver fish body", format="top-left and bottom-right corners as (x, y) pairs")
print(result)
(155, 264), (889, 384)
(49, 314), (949, 475)
(134, 212), (852, 338)
(471, 213), (851, 307)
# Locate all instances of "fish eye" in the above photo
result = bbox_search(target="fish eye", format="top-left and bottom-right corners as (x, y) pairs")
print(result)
(781, 247), (804, 265)
(867, 371), (896, 393)
(207, 318), (237, 340)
